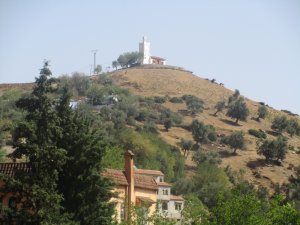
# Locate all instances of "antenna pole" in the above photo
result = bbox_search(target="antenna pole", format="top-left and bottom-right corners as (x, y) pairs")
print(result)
(92, 49), (98, 74)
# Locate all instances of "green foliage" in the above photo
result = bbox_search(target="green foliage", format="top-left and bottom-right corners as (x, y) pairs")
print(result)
(118, 129), (184, 181)
(257, 136), (288, 163)
(94, 64), (102, 74)
(193, 163), (231, 208)
(181, 194), (209, 225)
(221, 131), (245, 154)
(117, 51), (142, 68)
(163, 119), (173, 131)
(183, 95), (204, 114)
(112, 60), (119, 70)
(71, 72), (90, 96)
(102, 146), (124, 170)
(248, 129), (267, 139)
(286, 118), (300, 137)
(192, 149), (221, 166)
(153, 96), (166, 104)
(214, 100), (226, 116)
(226, 97), (249, 124)
(257, 105), (268, 121)
(190, 120), (216, 145)
(169, 96), (183, 103)
(179, 138), (194, 157)
(227, 89), (240, 105)
(4, 62), (70, 223)
(211, 193), (268, 225)
(271, 115), (289, 133)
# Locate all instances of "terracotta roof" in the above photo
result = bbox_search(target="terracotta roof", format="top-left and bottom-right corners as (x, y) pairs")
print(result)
(151, 56), (166, 60)
(103, 169), (158, 190)
(157, 182), (172, 187)
(170, 195), (184, 201)
(0, 163), (30, 177)
(135, 174), (158, 190)
(136, 196), (156, 204)
(102, 169), (128, 186)
(135, 169), (164, 176)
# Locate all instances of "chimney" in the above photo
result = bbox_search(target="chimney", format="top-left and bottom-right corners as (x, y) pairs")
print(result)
(124, 150), (135, 221)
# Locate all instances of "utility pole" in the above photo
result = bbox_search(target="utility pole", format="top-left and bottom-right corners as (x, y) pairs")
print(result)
(92, 49), (98, 74)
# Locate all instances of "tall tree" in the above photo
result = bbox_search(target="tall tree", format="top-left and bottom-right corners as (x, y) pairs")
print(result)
(56, 86), (115, 224)
(226, 97), (249, 124)
(5, 61), (69, 224)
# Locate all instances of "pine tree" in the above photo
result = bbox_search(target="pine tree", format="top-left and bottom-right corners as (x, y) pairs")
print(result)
(56, 86), (115, 225)
(4, 61), (69, 224)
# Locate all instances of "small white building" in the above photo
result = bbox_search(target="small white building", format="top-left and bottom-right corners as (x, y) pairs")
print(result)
(139, 37), (166, 65)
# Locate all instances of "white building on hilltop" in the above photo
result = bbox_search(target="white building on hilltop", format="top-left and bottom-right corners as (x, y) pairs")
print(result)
(139, 36), (166, 65)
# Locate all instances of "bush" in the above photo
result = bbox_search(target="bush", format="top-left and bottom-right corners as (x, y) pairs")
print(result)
(169, 97), (183, 103)
(192, 150), (221, 166)
(257, 136), (288, 162)
(248, 129), (266, 139)
(154, 96), (166, 104)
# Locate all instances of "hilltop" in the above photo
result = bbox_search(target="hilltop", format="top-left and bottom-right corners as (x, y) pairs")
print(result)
(110, 65), (300, 191)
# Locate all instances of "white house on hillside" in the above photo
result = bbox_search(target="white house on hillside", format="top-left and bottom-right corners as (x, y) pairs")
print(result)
(139, 37), (166, 65)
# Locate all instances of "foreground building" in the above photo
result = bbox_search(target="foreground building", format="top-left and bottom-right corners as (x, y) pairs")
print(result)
(103, 150), (184, 224)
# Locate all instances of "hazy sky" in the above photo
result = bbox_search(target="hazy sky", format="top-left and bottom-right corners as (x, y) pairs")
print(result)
(0, 0), (299, 114)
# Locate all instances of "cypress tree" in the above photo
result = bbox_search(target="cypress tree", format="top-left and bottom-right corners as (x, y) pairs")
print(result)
(3, 61), (69, 224)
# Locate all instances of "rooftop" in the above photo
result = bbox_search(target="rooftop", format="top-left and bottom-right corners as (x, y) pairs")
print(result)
(0, 163), (30, 177)
(135, 168), (164, 176)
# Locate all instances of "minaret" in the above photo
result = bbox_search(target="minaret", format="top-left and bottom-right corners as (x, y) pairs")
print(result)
(139, 36), (151, 64)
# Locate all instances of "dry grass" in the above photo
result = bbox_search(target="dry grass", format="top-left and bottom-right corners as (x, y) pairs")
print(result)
(111, 66), (300, 191)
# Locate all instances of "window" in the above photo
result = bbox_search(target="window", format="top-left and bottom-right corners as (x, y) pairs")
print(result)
(120, 203), (125, 222)
(162, 202), (168, 211)
(159, 177), (163, 182)
(162, 189), (168, 195)
(175, 203), (182, 211)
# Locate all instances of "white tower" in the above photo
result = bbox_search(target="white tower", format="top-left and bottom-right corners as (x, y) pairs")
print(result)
(139, 36), (152, 64)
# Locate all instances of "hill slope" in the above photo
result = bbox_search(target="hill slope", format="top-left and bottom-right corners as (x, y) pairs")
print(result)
(111, 66), (300, 191)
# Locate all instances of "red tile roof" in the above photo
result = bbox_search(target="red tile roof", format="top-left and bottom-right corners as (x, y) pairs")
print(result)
(151, 56), (166, 61)
(170, 195), (184, 201)
(102, 169), (128, 186)
(136, 196), (156, 204)
(135, 169), (164, 176)
(157, 182), (172, 187)
(0, 163), (30, 177)
(103, 169), (158, 190)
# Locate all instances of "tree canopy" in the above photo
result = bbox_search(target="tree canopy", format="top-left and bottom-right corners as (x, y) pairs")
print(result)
(226, 97), (249, 124)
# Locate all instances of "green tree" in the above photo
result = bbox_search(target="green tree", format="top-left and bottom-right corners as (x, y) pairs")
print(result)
(286, 118), (299, 137)
(179, 138), (194, 157)
(190, 120), (216, 145)
(71, 72), (90, 96)
(181, 194), (209, 225)
(214, 100), (226, 116)
(112, 60), (119, 70)
(56, 87), (115, 224)
(163, 118), (173, 131)
(257, 136), (288, 163)
(226, 97), (249, 124)
(271, 115), (288, 134)
(184, 95), (204, 115)
(117, 52), (142, 68)
(192, 149), (221, 166)
(94, 64), (102, 74)
(221, 131), (245, 154)
(227, 89), (240, 105)
(257, 105), (268, 121)
(5, 61), (70, 224)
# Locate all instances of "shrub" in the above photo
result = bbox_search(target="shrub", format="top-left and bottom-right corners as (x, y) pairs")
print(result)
(154, 96), (166, 104)
(248, 129), (266, 139)
(169, 97), (183, 103)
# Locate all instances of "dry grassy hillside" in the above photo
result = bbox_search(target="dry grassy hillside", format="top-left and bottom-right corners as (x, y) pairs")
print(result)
(111, 66), (300, 191)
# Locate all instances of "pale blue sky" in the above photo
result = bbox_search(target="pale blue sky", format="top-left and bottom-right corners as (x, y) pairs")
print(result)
(0, 0), (299, 114)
